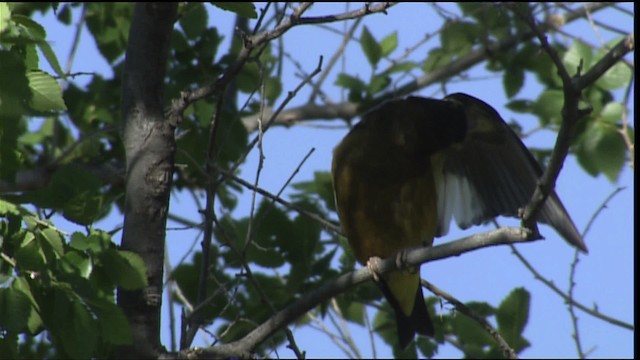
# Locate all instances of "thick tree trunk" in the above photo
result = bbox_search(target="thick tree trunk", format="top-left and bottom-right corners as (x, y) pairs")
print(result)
(117, 3), (177, 358)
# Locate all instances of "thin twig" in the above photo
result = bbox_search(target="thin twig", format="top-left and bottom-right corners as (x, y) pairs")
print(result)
(308, 17), (363, 103)
(306, 311), (358, 358)
(61, 3), (86, 86)
(217, 168), (342, 236)
(362, 305), (377, 359)
(509, 245), (634, 331)
(567, 247), (585, 359)
(422, 279), (518, 359)
(223, 56), (324, 183)
(164, 245), (177, 352)
(569, 185), (627, 357)
(239, 3), (614, 133)
(329, 298), (362, 359)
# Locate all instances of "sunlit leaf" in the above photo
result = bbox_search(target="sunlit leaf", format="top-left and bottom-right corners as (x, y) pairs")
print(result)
(26, 70), (67, 111)
(380, 31), (398, 57)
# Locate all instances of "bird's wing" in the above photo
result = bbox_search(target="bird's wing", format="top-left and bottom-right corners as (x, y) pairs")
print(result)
(432, 93), (587, 252)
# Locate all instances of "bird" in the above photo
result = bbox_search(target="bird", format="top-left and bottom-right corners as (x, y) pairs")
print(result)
(331, 92), (587, 349)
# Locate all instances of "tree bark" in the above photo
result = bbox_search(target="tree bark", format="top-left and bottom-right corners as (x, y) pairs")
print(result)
(117, 3), (177, 358)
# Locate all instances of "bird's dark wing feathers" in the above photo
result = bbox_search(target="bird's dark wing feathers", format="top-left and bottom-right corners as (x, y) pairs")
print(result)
(431, 93), (587, 252)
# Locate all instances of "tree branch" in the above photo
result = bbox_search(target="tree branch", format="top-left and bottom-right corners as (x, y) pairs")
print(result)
(167, 2), (393, 125)
(165, 226), (537, 358)
(117, 3), (178, 358)
(240, 3), (613, 132)
(513, 6), (634, 235)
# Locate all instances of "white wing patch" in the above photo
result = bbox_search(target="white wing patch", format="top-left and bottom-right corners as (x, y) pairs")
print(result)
(435, 168), (484, 237)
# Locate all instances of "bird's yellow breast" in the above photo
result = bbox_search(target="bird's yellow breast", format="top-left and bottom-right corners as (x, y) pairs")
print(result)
(332, 122), (438, 264)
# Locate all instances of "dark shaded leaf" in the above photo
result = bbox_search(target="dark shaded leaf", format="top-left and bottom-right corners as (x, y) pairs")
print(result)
(212, 2), (257, 19)
(179, 3), (208, 40)
(360, 26), (382, 67)
(0, 287), (32, 332)
(496, 287), (530, 352)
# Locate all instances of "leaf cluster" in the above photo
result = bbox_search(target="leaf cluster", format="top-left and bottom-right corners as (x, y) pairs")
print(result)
(0, 200), (147, 358)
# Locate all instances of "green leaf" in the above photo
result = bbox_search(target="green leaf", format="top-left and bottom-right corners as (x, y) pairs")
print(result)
(504, 66), (524, 98)
(15, 237), (46, 272)
(0, 198), (22, 216)
(90, 299), (132, 345)
(380, 31), (398, 57)
(415, 335), (439, 359)
(334, 73), (366, 93)
(85, 3), (133, 63)
(594, 37), (633, 90)
(594, 124), (627, 182)
(12, 276), (43, 334)
(114, 250), (148, 290)
(532, 89), (564, 125)
(496, 287), (530, 349)
(440, 21), (476, 55)
(37, 40), (66, 80)
(11, 15), (46, 41)
(265, 76), (282, 105)
(360, 26), (382, 67)
(0, 3), (11, 33)
(70, 231), (113, 253)
(372, 302), (399, 344)
(595, 59), (632, 90)
(179, 3), (208, 40)
(40, 228), (64, 257)
(342, 301), (365, 325)
(0, 287), (32, 332)
(98, 249), (146, 289)
(506, 99), (534, 113)
(62, 191), (107, 226)
(563, 40), (592, 75)
(236, 61), (260, 93)
(26, 70), (67, 111)
(451, 304), (494, 351)
(576, 119), (627, 182)
(600, 102), (624, 124)
(56, 4), (72, 25)
(59, 251), (93, 279)
(423, 47), (453, 73)
(383, 61), (417, 75)
(212, 2), (258, 19)
(0, 49), (30, 117)
(368, 73), (391, 95)
(50, 286), (98, 359)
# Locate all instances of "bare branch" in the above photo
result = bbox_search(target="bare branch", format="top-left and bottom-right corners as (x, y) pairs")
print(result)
(576, 33), (634, 89)
(308, 16), (363, 103)
(240, 3), (614, 132)
(296, 2), (396, 25)
(217, 167), (342, 236)
(166, 226), (537, 358)
(168, 2), (394, 124)
(509, 245), (634, 331)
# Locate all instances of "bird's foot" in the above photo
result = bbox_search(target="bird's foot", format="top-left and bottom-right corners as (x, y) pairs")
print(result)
(366, 256), (383, 282)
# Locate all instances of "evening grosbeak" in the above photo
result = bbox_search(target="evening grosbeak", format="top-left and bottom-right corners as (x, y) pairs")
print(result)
(331, 93), (587, 349)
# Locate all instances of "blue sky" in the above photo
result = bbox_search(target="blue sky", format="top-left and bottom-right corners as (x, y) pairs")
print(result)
(33, 3), (633, 358)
